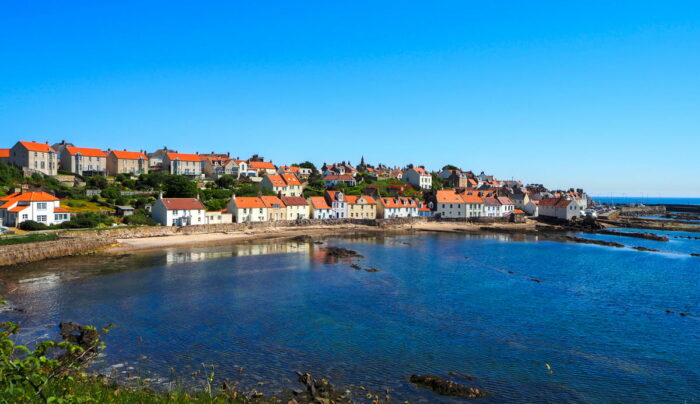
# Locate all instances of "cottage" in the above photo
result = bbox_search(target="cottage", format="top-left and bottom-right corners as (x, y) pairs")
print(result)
(227, 195), (268, 223)
(462, 191), (485, 217)
(281, 196), (310, 220)
(107, 150), (148, 176)
(163, 153), (203, 177)
(151, 196), (206, 226)
(322, 174), (357, 187)
(9, 141), (58, 176)
(0, 191), (71, 227)
(205, 210), (233, 224)
(248, 161), (277, 176)
(539, 197), (584, 221)
(261, 195), (287, 221)
(324, 190), (348, 219)
(308, 196), (333, 219)
(345, 194), (377, 219)
(61, 146), (107, 176)
(404, 166), (432, 190)
(496, 196), (515, 217)
(261, 174), (303, 197)
(377, 197), (419, 218)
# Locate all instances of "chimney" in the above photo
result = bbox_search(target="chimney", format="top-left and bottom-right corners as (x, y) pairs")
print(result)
(227, 152), (230, 157)
(158, 192), (163, 199)
(231, 194), (236, 201)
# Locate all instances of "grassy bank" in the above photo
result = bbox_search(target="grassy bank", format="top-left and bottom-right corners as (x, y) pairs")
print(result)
(0, 233), (59, 246)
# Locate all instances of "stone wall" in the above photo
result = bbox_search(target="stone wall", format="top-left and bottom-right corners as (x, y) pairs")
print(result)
(0, 237), (114, 267)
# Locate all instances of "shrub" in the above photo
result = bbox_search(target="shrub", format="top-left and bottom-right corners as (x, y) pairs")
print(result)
(65, 200), (86, 208)
(101, 187), (121, 201)
(18, 220), (49, 231)
(59, 213), (114, 229)
(123, 213), (157, 226)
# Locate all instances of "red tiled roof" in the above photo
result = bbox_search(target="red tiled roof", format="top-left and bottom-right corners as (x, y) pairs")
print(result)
(266, 174), (287, 187)
(539, 197), (561, 207)
(513, 209), (525, 214)
(308, 196), (331, 210)
(160, 198), (205, 210)
(166, 152), (201, 162)
(66, 146), (106, 158)
(280, 196), (308, 206)
(233, 197), (266, 209)
(54, 207), (70, 213)
(8, 205), (29, 212)
(496, 196), (514, 206)
(0, 149), (9, 158)
(110, 150), (147, 160)
(324, 175), (355, 181)
(18, 141), (55, 153)
(461, 191), (484, 204)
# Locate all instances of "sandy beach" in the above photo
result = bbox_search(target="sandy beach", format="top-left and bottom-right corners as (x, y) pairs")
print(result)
(106, 220), (545, 253)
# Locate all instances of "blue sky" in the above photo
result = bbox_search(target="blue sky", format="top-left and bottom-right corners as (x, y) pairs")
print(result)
(1, 1), (699, 196)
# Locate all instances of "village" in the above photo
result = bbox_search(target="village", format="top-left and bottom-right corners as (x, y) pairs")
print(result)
(0, 140), (592, 231)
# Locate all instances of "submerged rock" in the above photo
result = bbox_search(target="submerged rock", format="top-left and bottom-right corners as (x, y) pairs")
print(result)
(291, 235), (314, 242)
(59, 321), (100, 363)
(691, 253), (700, 257)
(350, 264), (362, 270)
(409, 374), (486, 398)
(321, 247), (363, 259)
(363, 267), (380, 273)
(563, 236), (624, 248)
(598, 230), (669, 242)
(632, 246), (659, 252)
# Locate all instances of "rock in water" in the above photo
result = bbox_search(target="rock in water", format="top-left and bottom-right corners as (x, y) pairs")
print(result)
(321, 247), (363, 258)
(409, 374), (486, 398)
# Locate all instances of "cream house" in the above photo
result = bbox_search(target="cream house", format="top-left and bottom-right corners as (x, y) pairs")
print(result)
(163, 152), (203, 177)
(9, 141), (58, 176)
(261, 195), (286, 221)
(106, 150), (148, 176)
(261, 174), (303, 197)
(404, 166), (432, 190)
(281, 196), (310, 220)
(61, 146), (107, 176)
(205, 210), (233, 224)
(345, 195), (377, 219)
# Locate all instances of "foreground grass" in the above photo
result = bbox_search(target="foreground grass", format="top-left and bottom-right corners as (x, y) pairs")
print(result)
(0, 233), (58, 246)
(37, 375), (261, 404)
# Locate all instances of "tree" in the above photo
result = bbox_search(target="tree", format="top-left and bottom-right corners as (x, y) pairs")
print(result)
(442, 164), (459, 171)
(100, 186), (121, 201)
(86, 175), (108, 189)
(0, 162), (22, 188)
(163, 175), (198, 198)
(215, 174), (235, 189)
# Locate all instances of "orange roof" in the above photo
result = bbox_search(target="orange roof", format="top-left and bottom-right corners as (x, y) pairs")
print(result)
(18, 141), (55, 153)
(308, 196), (331, 210)
(233, 196), (266, 208)
(380, 197), (418, 209)
(513, 209), (525, 214)
(412, 166), (428, 175)
(0, 191), (59, 209)
(166, 152), (201, 162)
(0, 149), (9, 158)
(281, 174), (301, 186)
(279, 165), (300, 173)
(266, 174), (286, 187)
(8, 205), (29, 213)
(54, 207), (70, 213)
(66, 146), (106, 158)
(345, 195), (376, 205)
(260, 195), (286, 208)
(461, 191), (484, 204)
(111, 150), (147, 160)
(249, 161), (276, 170)
(436, 190), (465, 204)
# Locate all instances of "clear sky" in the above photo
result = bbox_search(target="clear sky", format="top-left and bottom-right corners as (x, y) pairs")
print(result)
(1, 1), (699, 196)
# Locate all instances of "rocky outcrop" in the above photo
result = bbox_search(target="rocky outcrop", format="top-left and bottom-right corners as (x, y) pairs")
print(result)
(562, 236), (624, 248)
(633, 246), (659, 252)
(409, 374), (486, 398)
(321, 247), (363, 259)
(598, 230), (668, 242)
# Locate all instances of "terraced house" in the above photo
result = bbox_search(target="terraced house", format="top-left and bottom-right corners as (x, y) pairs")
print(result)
(60, 146), (107, 176)
(0, 191), (71, 227)
(345, 195), (377, 219)
(281, 196), (310, 220)
(227, 195), (268, 223)
(261, 173), (303, 197)
(106, 150), (148, 176)
(377, 197), (419, 218)
(163, 152), (202, 177)
(9, 141), (58, 176)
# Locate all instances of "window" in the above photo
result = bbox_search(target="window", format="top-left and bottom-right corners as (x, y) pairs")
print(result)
(37, 202), (47, 210)
(22, 214), (28, 219)
(37, 215), (47, 222)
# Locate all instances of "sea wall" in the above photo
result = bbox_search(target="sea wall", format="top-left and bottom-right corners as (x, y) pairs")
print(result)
(619, 206), (666, 217)
(0, 237), (114, 267)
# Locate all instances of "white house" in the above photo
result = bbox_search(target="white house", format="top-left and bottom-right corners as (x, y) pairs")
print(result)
(461, 191), (485, 218)
(226, 195), (268, 223)
(205, 210), (233, 224)
(151, 196), (206, 226)
(404, 166), (432, 190)
(322, 174), (357, 187)
(0, 191), (71, 227)
(261, 174), (303, 197)
(281, 196), (310, 220)
(496, 196), (515, 217)
(377, 197), (419, 218)
(325, 190), (348, 219)
(308, 196), (333, 219)
(435, 190), (466, 219)
(539, 197), (584, 221)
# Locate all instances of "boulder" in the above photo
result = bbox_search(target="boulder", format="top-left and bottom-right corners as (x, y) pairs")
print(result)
(409, 374), (486, 399)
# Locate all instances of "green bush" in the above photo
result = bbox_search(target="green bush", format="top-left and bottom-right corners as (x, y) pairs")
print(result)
(65, 201), (86, 208)
(59, 213), (114, 229)
(18, 220), (49, 231)
(123, 213), (157, 226)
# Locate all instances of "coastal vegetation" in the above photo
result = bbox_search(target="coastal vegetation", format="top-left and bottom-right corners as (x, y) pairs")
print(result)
(0, 233), (58, 246)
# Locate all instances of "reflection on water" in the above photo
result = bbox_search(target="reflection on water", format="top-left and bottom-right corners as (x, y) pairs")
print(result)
(1, 231), (699, 403)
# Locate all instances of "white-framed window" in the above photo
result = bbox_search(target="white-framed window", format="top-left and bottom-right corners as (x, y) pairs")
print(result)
(37, 202), (47, 210)
(37, 215), (47, 222)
